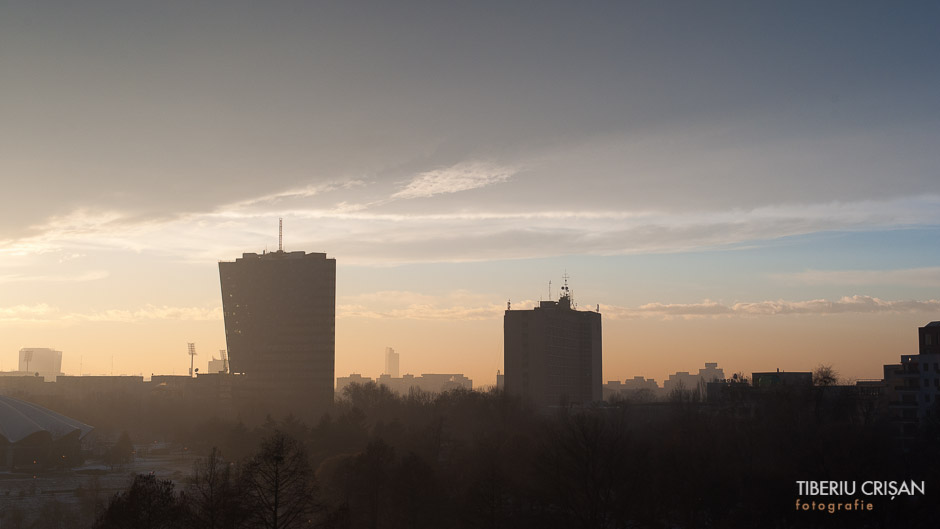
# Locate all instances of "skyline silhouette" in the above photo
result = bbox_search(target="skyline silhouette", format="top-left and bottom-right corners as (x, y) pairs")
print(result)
(2, 1), (939, 386)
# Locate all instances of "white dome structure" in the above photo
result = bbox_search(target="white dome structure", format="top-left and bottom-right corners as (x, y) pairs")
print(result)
(0, 393), (94, 477)
(0, 394), (93, 444)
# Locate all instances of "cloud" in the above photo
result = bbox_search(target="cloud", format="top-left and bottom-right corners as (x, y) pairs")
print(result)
(0, 304), (222, 324)
(774, 267), (940, 288)
(6, 189), (940, 266)
(70, 305), (223, 323)
(338, 290), (516, 320)
(339, 303), (505, 321)
(226, 180), (367, 209)
(4, 293), (935, 325)
(0, 304), (57, 321)
(391, 162), (518, 199)
(0, 270), (109, 284)
(600, 295), (940, 319)
(338, 292), (940, 322)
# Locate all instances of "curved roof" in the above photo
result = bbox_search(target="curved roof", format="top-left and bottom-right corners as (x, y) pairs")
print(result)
(0, 395), (93, 444)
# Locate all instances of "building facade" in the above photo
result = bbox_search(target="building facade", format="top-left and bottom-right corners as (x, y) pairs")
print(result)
(503, 290), (602, 409)
(604, 376), (661, 401)
(219, 250), (336, 417)
(663, 362), (725, 397)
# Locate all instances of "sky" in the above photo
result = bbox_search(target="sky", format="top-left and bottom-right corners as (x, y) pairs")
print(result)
(1, 1), (939, 386)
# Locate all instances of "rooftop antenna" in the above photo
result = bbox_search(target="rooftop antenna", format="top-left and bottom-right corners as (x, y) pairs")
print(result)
(548, 280), (552, 301)
(507, 299), (511, 310)
(188, 343), (197, 377)
(561, 271), (570, 299)
(278, 217), (283, 252)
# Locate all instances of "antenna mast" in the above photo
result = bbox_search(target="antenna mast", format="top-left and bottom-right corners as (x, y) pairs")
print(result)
(278, 218), (283, 252)
(188, 343), (197, 377)
(561, 271), (572, 304)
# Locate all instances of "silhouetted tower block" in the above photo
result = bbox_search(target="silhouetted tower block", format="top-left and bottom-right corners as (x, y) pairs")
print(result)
(503, 277), (602, 409)
(219, 249), (336, 417)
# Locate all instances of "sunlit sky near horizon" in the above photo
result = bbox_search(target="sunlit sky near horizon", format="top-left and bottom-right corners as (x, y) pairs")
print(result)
(2, 1), (939, 386)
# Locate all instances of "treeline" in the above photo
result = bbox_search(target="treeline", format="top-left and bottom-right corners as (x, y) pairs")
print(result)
(16, 382), (940, 528)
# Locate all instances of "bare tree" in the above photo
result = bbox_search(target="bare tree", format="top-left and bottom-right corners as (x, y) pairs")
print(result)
(242, 431), (319, 529)
(188, 447), (245, 529)
(812, 364), (839, 386)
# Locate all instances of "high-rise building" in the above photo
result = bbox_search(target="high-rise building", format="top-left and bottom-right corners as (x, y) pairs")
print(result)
(882, 321), (940, 441)
(384, 347), (400, 378)
(219, 249), (336, 417)
(18, 348), (63, 381)
(503, 280), (602, 409)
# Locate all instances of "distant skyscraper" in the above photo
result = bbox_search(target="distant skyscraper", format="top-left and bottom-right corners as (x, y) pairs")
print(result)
(219, 249), (336, 417)
(384, 347), (400, 378)
(18, 348), (63, 381)
(503, 279), (602, 409)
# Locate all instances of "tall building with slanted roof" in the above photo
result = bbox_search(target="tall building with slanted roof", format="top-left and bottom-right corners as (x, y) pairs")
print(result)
(219, 247), (335, 418)
(503, 277), (602, 409)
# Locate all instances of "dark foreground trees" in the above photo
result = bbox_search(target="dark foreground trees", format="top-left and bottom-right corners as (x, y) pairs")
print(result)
(94, 431), (319, 529)
(91, 384), (940, 529)
(93, 474), (188, 529)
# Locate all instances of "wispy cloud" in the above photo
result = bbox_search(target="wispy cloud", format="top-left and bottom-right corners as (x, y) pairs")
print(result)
(70, 305), (223, 323)
(4, 294), (934, 325)
(338, 290), (516, 320)
(0, 270), (109, 284)
(341, 293), (940, 321)
(0, 304), (57, 322)
(600, 295), (940, 319)
(0, 304), (222, 324)
(774, 267), (940, 287)
(227, 180), (367, 209)
(6, 190), (940, 266)
(391, 162), (519, 199)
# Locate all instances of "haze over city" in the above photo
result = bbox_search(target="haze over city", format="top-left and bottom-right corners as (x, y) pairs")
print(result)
(2, 1), (939, 386)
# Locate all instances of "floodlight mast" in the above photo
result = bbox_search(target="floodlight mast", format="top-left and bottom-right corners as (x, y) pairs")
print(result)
(188, 343), (197, 377)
